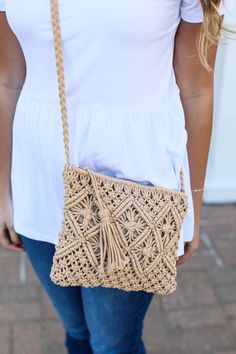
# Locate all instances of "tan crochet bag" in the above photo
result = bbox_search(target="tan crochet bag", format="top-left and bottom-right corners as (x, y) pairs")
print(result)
(49, 0), (188, 295)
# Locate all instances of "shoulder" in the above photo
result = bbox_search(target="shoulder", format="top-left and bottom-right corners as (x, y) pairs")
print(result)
(180, 0), (236, 23)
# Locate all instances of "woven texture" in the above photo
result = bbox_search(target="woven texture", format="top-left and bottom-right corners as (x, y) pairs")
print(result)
(49, 0), (189, 295)
(50, 165), (188, 294)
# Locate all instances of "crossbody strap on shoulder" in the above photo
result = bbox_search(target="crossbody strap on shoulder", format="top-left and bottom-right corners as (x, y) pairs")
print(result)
(50, 0), (70, 166)
(49, 0), (186, 193)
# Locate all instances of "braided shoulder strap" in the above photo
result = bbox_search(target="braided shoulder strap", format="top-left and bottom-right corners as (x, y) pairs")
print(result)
(50, 0), (70, 165)
(49, 0), (186, 193)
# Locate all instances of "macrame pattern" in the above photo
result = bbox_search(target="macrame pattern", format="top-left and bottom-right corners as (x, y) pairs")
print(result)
(49, 0), (189, 295)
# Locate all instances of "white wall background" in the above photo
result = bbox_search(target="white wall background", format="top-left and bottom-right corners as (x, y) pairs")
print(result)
(204, 6), (236, 203)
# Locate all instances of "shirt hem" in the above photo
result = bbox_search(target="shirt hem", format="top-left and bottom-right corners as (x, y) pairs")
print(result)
(14, 224), (57, 245)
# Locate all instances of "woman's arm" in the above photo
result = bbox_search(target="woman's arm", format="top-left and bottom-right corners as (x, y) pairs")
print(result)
(173, 19), (220, 265)
(0, 12), (26, 251)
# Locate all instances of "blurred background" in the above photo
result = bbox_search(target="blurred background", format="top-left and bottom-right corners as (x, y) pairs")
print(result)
(1, 7), (236, 354)
(204, 6), (236, 204)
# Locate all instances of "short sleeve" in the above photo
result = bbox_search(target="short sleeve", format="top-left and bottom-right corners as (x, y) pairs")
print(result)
(0, 0), (5, 11)
(180, 0), (236, 23)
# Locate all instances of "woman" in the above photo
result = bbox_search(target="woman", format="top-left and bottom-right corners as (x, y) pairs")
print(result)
(0, 1), (235, 353)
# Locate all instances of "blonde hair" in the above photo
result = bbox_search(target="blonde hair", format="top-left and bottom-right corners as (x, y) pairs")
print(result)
(198, 0), (230, 71)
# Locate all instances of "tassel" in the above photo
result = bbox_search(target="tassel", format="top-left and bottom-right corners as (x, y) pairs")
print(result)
(84, 169), (128, 273)
(98, 209), (129, 273)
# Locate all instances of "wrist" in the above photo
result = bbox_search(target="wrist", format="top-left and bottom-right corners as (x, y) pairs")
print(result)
(191, 187), (204, 193)
(191, 195), (202, 227)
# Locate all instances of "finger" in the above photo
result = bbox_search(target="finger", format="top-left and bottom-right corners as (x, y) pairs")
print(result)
(8, 228), (24, 250)
(176, 242), (188, 265)
(0, 227), (23, 252)
(7, 224), (22, 246)
(0, 227), (11, 248)
(176, 242), (198, 266)
(176, 253), (190, 265)
(176, 249), (193, 265)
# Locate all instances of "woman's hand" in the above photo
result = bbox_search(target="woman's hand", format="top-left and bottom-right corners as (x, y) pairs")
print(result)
(0, 191), (24, 251)
(176, 224), (200, 265)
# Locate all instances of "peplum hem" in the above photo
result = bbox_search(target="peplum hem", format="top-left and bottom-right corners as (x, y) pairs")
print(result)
(11, 93), (194, 257)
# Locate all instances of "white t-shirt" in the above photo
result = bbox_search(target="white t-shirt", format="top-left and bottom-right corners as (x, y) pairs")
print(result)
(1, 0), (235, 256)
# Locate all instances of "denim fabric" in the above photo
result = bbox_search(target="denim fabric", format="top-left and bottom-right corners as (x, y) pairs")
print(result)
(19, 235), (154, 354)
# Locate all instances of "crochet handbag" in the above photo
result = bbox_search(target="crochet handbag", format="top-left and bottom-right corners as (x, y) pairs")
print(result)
(49, 0), (188, 295)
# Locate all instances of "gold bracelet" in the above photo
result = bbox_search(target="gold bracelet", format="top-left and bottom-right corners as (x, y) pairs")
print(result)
(191, 187), (204, 193)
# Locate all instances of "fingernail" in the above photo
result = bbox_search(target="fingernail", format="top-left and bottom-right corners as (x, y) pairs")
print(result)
(15, 243), (23, 248)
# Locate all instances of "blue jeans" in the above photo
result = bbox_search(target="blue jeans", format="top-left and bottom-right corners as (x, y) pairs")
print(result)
(19, 235), (154, 354)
